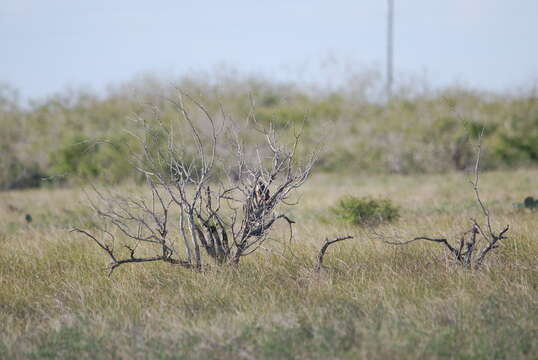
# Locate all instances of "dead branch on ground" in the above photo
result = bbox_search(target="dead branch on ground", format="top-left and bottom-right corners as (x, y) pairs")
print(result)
(315, 236), (354, 272)
(385, 129), (510, 268)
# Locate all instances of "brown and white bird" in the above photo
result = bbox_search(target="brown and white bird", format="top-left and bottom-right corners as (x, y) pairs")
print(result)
(254, 181), (270, 204)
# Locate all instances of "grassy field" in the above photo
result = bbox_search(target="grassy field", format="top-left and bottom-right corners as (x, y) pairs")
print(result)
(1, 169), (537, 359)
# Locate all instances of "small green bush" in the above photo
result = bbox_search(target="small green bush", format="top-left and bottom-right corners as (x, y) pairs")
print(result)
(514, 196), (538, 211)
(49, 135), (133, 184)
(524, 196), (538, 210)
(332, 196), (400, 225)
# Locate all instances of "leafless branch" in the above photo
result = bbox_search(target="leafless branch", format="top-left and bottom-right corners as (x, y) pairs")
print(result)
(73, 92), (319, 274)
(384, 128), (510, 268)
(315, 236), (354, 272)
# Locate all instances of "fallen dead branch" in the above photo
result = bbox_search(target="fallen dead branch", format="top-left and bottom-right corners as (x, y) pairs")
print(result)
(385, 129), (510, 268)
(315, 236), (354, 272)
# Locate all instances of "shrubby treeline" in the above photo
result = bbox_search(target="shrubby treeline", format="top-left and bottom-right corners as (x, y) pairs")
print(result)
(1, 73), (537, 190)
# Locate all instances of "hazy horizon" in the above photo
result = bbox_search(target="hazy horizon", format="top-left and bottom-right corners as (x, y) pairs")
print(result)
(2, 0), (538, 100)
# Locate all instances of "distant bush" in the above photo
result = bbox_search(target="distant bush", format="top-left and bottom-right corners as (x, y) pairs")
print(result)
(0, 157), (45, 190)
(49, 136), (99, 178)
(514, 196), (538, 211)
(255, 105), (306, 129)
(332, 196), (400, 225)
(0, 127), (46, 190)
(49, 135), (133, 184)
(495, 130), (538, 164)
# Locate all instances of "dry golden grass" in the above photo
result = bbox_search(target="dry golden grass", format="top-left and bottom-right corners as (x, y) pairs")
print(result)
(1, 169), (537, 359)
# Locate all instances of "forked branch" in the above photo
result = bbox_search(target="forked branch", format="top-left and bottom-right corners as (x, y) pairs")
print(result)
(315, 236), (354, 272)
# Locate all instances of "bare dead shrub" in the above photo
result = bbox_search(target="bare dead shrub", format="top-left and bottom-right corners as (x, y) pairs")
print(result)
(72, 92), (322, 274)
(385, 130), (510, 268)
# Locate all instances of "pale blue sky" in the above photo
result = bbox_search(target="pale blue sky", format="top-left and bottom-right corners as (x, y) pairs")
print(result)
(2, 0), (538, 100)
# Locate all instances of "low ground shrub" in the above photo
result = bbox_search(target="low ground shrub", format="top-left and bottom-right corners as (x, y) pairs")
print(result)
(514, 196), (538, 211)
(332, 195), (400, 225)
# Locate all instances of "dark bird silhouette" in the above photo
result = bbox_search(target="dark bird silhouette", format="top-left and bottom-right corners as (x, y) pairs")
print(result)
(25, 214), (33, 223)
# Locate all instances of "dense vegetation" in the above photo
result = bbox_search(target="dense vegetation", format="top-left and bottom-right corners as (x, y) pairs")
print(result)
(1, 73), (538, 190)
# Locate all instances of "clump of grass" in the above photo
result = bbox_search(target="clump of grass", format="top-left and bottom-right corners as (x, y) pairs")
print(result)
(331, 195), (400, 226)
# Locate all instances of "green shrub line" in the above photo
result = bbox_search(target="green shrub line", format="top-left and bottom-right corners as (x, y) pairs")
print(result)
(1, 76), (538, 190)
